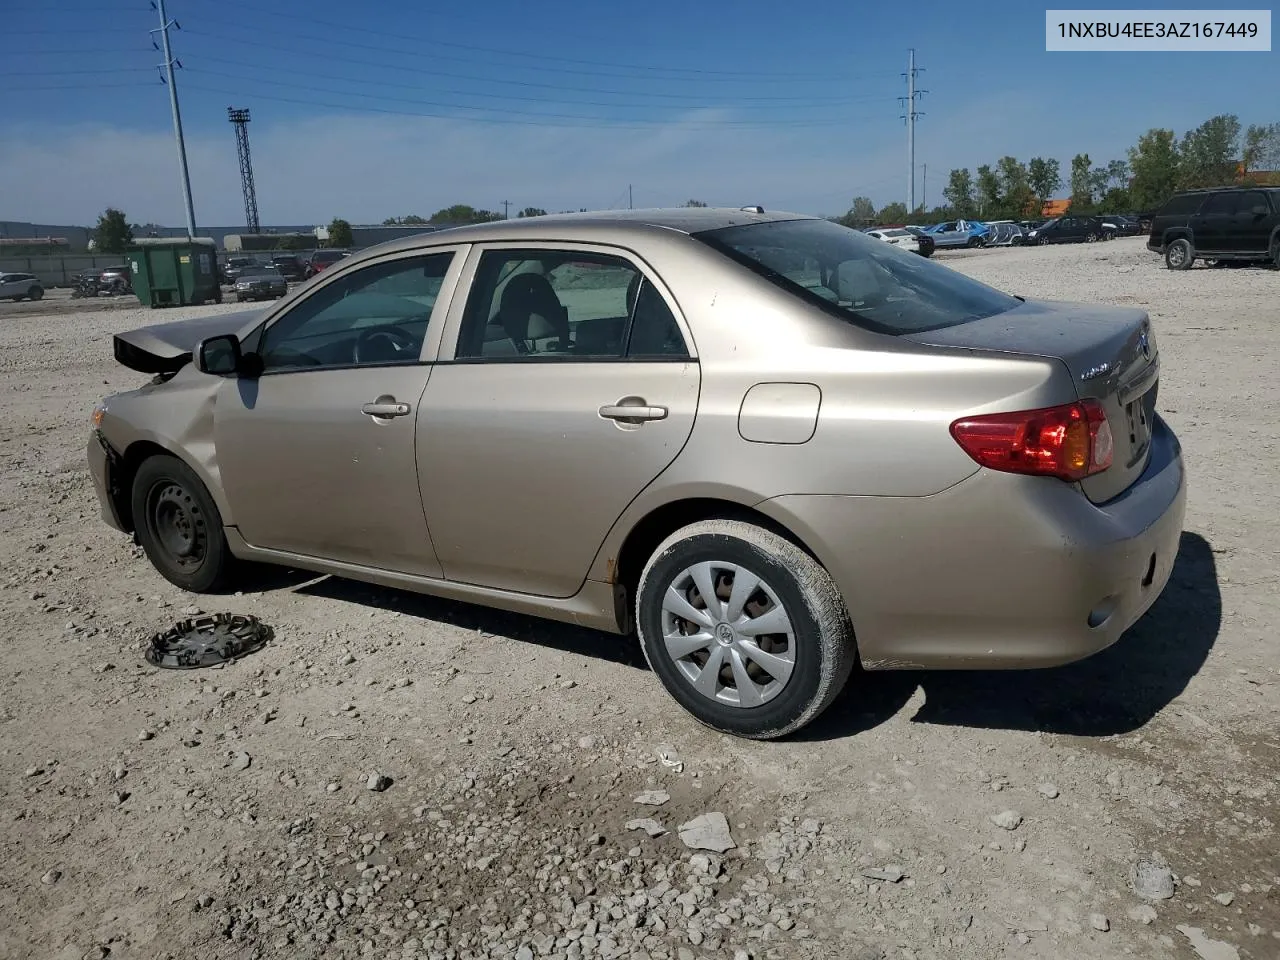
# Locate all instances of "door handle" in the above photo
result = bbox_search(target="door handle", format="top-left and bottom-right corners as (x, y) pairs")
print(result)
(361, 397), (411, 418)
(599, 397), (668, 423)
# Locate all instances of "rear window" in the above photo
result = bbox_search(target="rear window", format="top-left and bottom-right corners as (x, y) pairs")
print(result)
(693, 218), (1020, 335)
(313, 251), (346, 263)
(1158, 193), (1204, 216)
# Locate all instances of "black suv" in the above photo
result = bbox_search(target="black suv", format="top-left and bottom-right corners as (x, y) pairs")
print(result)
(1024, 215), (1103, 245)
(1147, 187), (1280, 270)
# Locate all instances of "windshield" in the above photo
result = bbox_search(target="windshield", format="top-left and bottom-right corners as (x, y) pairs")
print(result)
(693, 218), (1020, 335)
(241, 267), (280, 278)
(314, 251), (345, 263)
(878, 229), (911, 238)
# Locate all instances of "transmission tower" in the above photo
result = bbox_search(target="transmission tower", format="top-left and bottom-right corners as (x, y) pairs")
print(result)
(899, 49), (926, 214)
(227, 107), (260, 233)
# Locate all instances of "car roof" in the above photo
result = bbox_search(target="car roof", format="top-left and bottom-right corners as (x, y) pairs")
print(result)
(349, 207), (817, 259)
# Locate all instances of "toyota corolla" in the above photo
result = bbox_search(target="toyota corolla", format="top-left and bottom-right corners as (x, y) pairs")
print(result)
(88, 208), (1186, 739)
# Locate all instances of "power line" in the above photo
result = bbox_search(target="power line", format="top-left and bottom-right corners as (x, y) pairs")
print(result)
(187, 55), (895, 108)
(183, 25), (882, 88)
(0, 67), (155, 76)
(183, 67), (898, 119)
(202, 0), (852, 81)
(179, 81), (892, 130)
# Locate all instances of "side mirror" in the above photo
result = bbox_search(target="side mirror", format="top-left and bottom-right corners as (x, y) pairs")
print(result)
(194, 334), (261, 378)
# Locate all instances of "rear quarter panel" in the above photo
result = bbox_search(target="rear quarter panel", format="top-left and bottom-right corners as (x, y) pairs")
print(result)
(586, 238), (1078, 581)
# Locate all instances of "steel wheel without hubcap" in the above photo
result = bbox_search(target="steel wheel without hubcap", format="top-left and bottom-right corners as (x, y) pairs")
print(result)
(661, 560), (795, 708)
(131, 454), (236, 593)
(148, 481), (208, 572)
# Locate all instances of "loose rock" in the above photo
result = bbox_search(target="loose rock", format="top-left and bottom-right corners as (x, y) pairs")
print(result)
(1177, 925), (1241, 960)
(860, 865), (905, 883)
(1037, 783), (1060, 799)
(1214, 891), (1235, 906)
(990, 810), (1023, 830)
(634, 790), (670, 806)
(1131, 856), (1176, 900)
(677, 812), (735, 852)
(625, 818), (666, 838)
(1090, 913), (1110, 932)
(230, 752), (251, 772)
(1128, 904), (1158, 925)
(366, 772), (393, 792)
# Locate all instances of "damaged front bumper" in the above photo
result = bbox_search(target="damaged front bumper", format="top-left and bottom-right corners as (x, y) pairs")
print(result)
(87, 430), (129, 533)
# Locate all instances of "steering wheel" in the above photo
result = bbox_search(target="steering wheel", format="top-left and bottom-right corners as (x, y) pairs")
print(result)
(353, 324), (418, 365)
(264, 346), (322, 368)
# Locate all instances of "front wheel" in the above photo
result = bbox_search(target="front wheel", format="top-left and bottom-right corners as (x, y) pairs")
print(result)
(636, 519), (857, 740)
(131, 454), (236, 593)
(1165, 238), (1194, 270)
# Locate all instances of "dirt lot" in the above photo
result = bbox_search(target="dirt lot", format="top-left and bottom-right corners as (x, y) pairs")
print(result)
(1, 237), (1277, 960)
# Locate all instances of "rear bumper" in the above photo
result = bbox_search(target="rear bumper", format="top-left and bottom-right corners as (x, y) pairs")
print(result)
(87, 432), (129, 533)
(758, 415), (1187, 670)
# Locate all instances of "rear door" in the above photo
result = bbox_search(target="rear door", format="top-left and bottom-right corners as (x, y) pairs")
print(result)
(417, 243), (699, 598)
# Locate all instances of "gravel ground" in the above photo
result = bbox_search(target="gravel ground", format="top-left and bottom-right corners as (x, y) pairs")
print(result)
(1, 237), (1277, 960)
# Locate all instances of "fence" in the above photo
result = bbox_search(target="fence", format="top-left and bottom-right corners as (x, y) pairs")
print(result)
(1, 249), (326, 288)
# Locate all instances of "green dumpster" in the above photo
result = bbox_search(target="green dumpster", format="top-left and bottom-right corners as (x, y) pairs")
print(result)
(127, 237), (223, 308)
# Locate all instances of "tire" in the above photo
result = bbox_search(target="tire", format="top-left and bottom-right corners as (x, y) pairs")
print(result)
(131, 454), (235, 593)
(1165, 238), (1193, 270)
(28, 286), (44, 300)
(966, 236), (981, 248)
(1086, 232), (1099, 243)
(635, 519), (857, 740)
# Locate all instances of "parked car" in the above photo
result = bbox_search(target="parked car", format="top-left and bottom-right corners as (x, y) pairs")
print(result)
(1100, 215), (1143, 239)
(233, 265), (289, 302)
(71, 268), (101, 298)
(982, 221), (1028, 247)
(221, 256), (260, 285)
(270, 255), (306, 282)
(1146, 187), (1280, 270)
(98, 264), (133, 295)
(305, 249), (350, 278)
(922, 219), (990, 248)
(89, 208), (1184, 740)
(1025, 216), (1102, 244)
(0, 271), (44, 301)
(864, 227), (934, 257)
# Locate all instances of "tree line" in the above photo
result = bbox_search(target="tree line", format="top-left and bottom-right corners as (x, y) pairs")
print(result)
(838, 113), (1280, 227)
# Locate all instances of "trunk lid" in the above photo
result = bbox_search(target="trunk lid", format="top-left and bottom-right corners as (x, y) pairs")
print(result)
(112, 309), (263, 374)
(906, 298), (1159, 504)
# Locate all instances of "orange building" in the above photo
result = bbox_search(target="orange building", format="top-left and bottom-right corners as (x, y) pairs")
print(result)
(1040, 198), (1071, 217)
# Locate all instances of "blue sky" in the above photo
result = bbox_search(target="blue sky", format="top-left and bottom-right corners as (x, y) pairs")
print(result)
(1, 0), (1274, 227)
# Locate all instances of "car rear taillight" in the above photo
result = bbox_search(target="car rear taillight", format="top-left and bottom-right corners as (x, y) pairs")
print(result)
(950, 400), (1114, 482)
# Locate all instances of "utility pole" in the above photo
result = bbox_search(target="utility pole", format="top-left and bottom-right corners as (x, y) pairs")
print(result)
(151, 0), (196, 238)
(923, 163), (927, 211)
(900, 49), (926, 215)
(226, 108), (260, 233)
(628, 184), (633, 210)
(502, 200), (511, 219)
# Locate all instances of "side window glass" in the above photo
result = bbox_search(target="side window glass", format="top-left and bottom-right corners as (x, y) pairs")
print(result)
(259, 253), (453, 372)
(456, 249), (687, 360)
(1200, 193), (1234, 215)
(1236, 191), (1265, 214)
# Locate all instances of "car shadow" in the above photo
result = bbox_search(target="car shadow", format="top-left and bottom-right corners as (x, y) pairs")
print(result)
(294, 576), (648, 670)
(796, 531), (1222, 741)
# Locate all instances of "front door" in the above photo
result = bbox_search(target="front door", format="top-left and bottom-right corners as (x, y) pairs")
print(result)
(418, 244), (700, 598)
(214, 248), (464, 575)
(1194, 192), (1235, 252)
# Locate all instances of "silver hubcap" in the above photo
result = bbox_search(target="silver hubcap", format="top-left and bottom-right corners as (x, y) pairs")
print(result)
(1170, 245), (1186, 266)
(660, 561), (796, 708)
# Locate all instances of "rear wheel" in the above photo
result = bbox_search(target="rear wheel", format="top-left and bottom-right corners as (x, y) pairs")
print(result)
(28, 286), (44, 300)
(636, 519), (857, 740)
(131, 454), (236, 593)
(1165, 238), (1193, 270)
